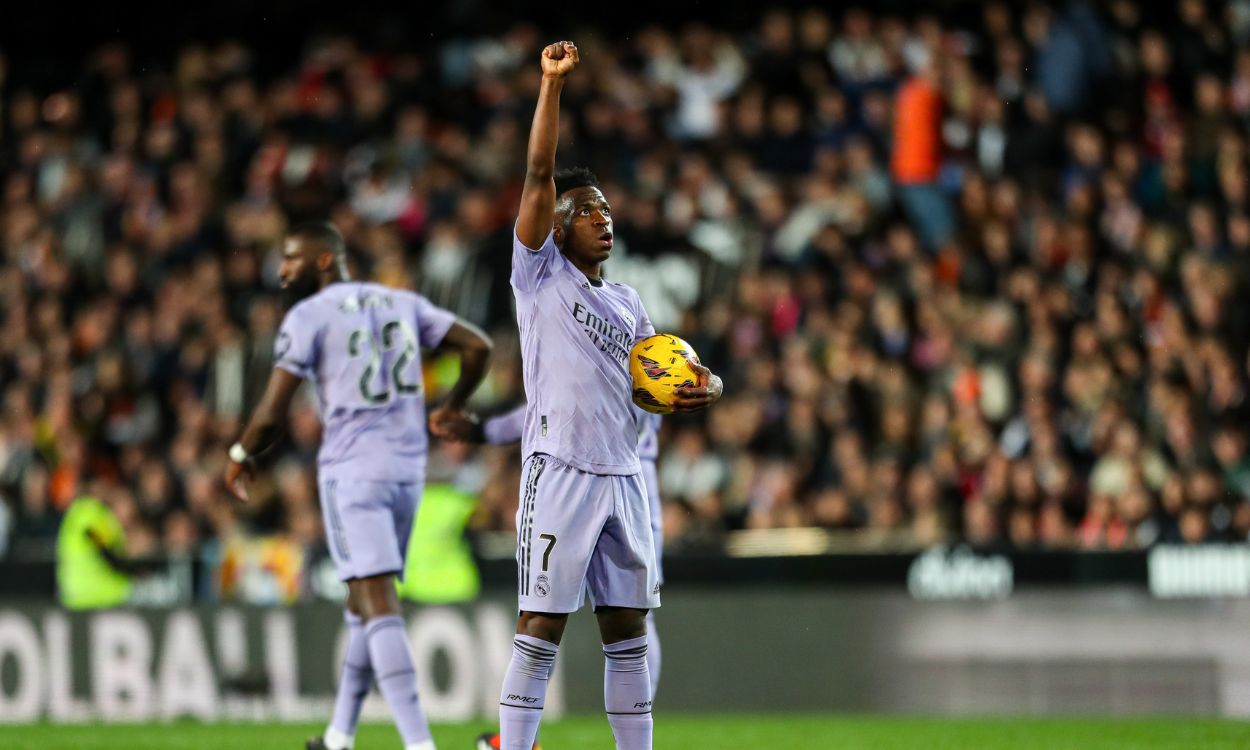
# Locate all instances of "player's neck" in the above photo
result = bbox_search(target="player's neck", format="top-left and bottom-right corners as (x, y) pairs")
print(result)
(571, 259), (602, 284)
(319, 271), (349, 290)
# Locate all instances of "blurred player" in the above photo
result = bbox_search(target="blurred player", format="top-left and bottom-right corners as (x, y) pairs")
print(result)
(447, 406), (665, 750)
(225, 222), (493, 750)
(497, 41), (721, 750)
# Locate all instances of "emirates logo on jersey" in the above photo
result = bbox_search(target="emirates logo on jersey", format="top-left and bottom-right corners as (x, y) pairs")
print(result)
(571, 301), (631, 367)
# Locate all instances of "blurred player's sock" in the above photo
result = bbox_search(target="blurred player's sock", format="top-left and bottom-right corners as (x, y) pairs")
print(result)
(323, 611), (372, 750)
(603, 636), (652, 750)
(499, 635), (559, 750)
(644, 611), (661, 699)
(364, 615), (435, 750)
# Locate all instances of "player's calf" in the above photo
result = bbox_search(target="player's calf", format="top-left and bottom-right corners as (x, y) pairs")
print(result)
(603, 636), (652, 750)
(645, 610), (661, 700)
(315, 610), (373, 750)
(349, 575), (436, 750)
(499, 625), (561, 750)
(594, 605), (653, 749)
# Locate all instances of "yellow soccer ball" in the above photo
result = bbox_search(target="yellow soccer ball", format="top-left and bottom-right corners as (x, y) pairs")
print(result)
(629, 334), (701, 414)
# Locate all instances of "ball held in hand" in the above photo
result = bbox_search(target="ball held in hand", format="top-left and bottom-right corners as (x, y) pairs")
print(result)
(629, 334), (701, 415)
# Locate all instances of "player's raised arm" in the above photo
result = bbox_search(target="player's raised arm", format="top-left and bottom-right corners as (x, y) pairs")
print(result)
(516, 41), (579, 250)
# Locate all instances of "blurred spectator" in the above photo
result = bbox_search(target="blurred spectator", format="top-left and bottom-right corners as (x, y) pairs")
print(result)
(0, 2), (1247, 601)
(55, 490), (131, 609)
(892, 46), (954, 250)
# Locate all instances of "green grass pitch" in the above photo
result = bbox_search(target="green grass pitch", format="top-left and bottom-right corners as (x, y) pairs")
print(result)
(7, 715), (1250, 749)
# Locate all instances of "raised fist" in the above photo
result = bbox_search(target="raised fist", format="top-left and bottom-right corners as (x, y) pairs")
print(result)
(541, 41), (579, 79)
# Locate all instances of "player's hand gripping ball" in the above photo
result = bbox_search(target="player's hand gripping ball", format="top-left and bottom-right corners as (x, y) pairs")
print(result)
(629, 334), (700, 414)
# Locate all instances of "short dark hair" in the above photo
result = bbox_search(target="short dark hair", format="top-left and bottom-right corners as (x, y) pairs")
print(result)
(288, 221), (346, 259)
(554, 167), (600, 197)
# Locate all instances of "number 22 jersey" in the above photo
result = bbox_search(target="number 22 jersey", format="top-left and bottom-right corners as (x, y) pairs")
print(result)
(274, 281), (456, 482)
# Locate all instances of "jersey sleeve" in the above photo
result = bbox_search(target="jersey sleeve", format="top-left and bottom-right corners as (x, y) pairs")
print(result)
(274, 306), (319, 380)
(510, 225), (565, 294)
(483, 403), (526, 445)
(634, 295), (656, 342)
(413, 293), (457, 348)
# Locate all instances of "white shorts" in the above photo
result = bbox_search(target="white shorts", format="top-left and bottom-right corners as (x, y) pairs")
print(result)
(516, 453), (659, 613)
(319, 478), (420, 582)
(641, 458), (663, 585)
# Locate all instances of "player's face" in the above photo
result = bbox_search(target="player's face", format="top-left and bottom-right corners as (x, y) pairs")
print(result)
(278, 237), (324, 306)
(557, 186), (613, 266)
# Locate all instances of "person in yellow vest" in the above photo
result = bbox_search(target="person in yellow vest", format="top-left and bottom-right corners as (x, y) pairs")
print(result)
(395, 481), (481, 604)
(56, 492), (133, 609)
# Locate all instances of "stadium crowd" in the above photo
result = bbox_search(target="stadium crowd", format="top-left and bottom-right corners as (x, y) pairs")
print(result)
(3, 0), (1250, 581)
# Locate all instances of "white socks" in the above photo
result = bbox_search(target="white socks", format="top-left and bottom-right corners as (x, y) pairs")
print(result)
(498, 634), (559, 750)
(603, 635), (653, 750)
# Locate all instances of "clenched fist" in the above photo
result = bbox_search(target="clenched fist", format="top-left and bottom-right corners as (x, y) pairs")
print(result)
(428, 404), (480, 443)
(541, 41), (579, 79)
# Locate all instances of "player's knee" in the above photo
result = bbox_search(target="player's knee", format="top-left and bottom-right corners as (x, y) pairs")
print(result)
(517, 611), (568, 644)
(350, 574), (401, 620)
(596, 606), (647, 643)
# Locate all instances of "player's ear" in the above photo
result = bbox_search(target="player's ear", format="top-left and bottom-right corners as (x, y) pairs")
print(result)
(552, 198), (571, 247)
(316, 251), (335, 272)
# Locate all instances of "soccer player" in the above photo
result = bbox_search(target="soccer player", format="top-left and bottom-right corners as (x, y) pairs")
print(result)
(498, 41), (722, 750)
(452, 406), (665, 750)
(225, 222), (493, 750)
